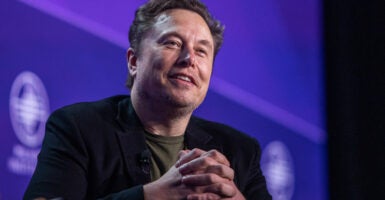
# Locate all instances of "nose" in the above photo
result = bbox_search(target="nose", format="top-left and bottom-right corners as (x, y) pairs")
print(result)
(177, 46), (195, 67)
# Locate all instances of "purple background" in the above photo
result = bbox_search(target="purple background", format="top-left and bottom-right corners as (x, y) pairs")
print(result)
(0, 0), (326, 199)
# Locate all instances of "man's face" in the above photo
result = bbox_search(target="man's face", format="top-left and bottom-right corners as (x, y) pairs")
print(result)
(129, 9), (215, 112)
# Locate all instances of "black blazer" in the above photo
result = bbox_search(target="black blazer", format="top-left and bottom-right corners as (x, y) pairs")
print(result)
(24, 95), (271, 200)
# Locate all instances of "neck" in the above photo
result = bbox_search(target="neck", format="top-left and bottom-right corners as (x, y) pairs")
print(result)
(131, 93), (192, 137)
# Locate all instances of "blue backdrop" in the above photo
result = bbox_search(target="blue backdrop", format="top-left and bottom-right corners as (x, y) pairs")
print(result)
(0, 0), (326, 199)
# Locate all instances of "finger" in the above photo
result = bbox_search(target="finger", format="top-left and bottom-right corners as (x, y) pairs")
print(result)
(205, 165), (234, 181)
(202, 150), (230, 166)
(182, 173), (224, 186)
(188, 182), (237, 198)
(203, 183), (236, 197)
(179, 156), (217, 175)
(177, 150), (190, 160)
(187, 193), (221, 200)
(175, 148), (206, 168)
(179, 159), (234, 181)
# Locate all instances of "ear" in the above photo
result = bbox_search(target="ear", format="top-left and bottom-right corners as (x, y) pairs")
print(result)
(127, 48), (138, 78)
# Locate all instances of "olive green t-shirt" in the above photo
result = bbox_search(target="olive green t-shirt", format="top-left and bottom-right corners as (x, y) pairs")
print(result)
(144, 131), (184, 181)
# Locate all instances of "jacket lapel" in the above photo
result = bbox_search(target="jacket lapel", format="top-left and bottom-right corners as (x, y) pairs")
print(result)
(114, 98), (151, 185)
(185, 117), (223, 152)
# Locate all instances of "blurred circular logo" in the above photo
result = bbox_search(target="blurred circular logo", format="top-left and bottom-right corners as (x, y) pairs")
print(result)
(261, 141), (295, 200)
(9, 71), (49, 148)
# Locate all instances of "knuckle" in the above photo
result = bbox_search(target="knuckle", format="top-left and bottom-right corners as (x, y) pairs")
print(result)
(207, 165), (234, 180)
(229, 168), (235, 179)
(201, 157), (212, 166)
(207, 194), (220, 200)
(206, 173), (217, 183)
(210, 164), (226, 175)
(208, 149), (220, 157)
(191, 148), (202, 156)
(215, 165), (225, 174)
(215, 183), (226, 193)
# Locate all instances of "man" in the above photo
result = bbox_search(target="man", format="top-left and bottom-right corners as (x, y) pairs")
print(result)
(24, 0), (271, 199)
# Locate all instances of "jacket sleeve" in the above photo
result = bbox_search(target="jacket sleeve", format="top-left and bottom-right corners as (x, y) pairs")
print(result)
(23, 108), (145, 200)
(97, 185), (144, 200)
(243, 139), (272, 200)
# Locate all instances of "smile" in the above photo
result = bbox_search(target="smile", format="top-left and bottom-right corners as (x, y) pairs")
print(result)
(176, 75), (191, 82)
(169, 73), (196, 86)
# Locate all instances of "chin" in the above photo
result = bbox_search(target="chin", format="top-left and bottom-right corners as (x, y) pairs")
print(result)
(165, 95), (199, 109)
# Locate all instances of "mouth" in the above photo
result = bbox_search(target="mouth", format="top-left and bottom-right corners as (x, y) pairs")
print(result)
(169, 73), (196, 86)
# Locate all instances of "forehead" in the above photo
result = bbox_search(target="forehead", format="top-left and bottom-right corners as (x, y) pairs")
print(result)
(150, 9), (213, 43)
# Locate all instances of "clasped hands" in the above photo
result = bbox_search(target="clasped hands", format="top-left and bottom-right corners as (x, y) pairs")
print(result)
(143, 148), (245, 200)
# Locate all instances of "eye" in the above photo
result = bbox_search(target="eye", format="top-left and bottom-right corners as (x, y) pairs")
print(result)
(196, 48), (207, 57)
(164, 40), (182, 49)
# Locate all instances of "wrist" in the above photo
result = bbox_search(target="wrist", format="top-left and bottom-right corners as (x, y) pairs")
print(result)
(143, 182), (161, 200)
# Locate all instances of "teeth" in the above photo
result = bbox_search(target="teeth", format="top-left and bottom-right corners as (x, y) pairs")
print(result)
(176, 75), (191, 82)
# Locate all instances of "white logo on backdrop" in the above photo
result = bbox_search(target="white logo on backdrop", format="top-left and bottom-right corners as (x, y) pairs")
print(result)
(8, 71), (50, 175)
(261, 141), (295, 200)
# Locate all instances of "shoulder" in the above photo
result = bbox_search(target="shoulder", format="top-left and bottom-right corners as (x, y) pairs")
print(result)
(50, 95), (129, 121)
(44, 95), (131, 153)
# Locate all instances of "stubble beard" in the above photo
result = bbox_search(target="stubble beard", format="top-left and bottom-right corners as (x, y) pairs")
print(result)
(139, 88), (199, 119)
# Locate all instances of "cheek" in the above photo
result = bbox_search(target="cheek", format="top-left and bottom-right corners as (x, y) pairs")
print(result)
(199, 62), (213, 81)
(152, 52), (177, 72)
(139, 56), (171, 85)
(138, 55), (164, 76)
